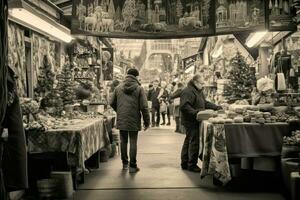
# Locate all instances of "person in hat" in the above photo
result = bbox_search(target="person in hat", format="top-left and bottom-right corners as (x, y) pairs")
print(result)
(110, 68), (150, 173)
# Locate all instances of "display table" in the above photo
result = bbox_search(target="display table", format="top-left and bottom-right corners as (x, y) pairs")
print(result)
(26, 117), (115, 189)
(27, 118), (109, 168)
(200, 121), (290, 184)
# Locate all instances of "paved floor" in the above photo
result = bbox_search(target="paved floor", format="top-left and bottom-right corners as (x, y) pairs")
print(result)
(73, 126), (286, 200)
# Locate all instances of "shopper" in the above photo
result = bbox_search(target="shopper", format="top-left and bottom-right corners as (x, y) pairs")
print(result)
(165, 84), (174, 126)
(180, 74), (222, 172)
(170, 82), (184, 133)
(110, 68), (150, 173)
(158, 81), (169, 126)
(147, 80), (161, 127)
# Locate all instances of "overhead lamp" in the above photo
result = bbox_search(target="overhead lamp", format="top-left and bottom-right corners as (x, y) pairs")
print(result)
(8, 1), (73, 43)
(246, 31), (268, 48)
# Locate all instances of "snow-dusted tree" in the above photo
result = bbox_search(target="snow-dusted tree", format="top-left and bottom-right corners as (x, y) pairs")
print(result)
(115, 6), (122, 21)
(108, 0), (115, 19)
(122, 0), (138, 22)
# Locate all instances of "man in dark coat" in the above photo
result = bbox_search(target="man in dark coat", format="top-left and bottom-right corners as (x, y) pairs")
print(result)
(180, 74), (222, 172)
(147, 80), (161, 127)
(110, 68), (150, 173)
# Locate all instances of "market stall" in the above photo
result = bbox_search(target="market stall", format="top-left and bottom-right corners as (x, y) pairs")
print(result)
(196, 30), (300, 192)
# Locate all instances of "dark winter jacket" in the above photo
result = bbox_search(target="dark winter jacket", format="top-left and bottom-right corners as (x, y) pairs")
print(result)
(147, 87), (161, 108)
(1, 67), (28, 192)
(180, 80), (220, 128)
(110, 75), (150, 131)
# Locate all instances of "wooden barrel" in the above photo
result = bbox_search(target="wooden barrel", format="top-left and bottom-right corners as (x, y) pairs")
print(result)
(281, 145), (300, 159)
(36, 179), (57, 199)
(110, 143), (117, 158)
(51, 171), (74, 199)
(281, 158), (300, 192)
(100, 149), (109, 162)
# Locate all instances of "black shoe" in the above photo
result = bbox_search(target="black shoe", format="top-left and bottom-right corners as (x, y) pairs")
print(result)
(166, 122), (171, 126)
(213, 177), (223, 186)
(123, 164), (129, 170)
(129, 166), (140, 173)
(151, 124), (155, 127)
(188, 166), (201, 173)
(181, 165), (188, 170)
(160, 122), (165, 125)
(156, 124), (160, 127)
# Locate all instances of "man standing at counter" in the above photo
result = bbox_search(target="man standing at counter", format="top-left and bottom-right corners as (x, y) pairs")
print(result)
(180, 74), (222, 172)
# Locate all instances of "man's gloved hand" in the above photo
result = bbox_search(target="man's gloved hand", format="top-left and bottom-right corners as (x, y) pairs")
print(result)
(216, 106), (223, 110)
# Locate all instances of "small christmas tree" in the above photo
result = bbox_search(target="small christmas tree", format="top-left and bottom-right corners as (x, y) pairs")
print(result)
(122, 0), (138, 22)
(35, 55), (55, 98)
(115, 6), (122, 21)
(57, 62), (75, 106)
(108, 0), (115, 19)
(225, 52), (256, 102)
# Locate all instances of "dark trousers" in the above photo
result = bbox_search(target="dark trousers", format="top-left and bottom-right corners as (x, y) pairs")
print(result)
(175, 117), (180, 132)
(0, 140), (8, 200)
(181, 125), (200, 168)
(166, 107), (171, 124)
(120, 130), (138, 168)
(151, 107), (160, 126)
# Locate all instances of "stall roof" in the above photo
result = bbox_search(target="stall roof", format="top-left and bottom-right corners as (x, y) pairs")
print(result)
(234, 32), (259, 60)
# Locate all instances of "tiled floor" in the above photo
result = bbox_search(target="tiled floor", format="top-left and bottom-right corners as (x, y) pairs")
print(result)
(71, 126), (286, 200)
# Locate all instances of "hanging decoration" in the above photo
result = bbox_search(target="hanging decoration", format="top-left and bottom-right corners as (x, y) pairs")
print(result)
(267, 0), (297, 31)
(215, 0), (266, 34)
(72, 0), (215, 39)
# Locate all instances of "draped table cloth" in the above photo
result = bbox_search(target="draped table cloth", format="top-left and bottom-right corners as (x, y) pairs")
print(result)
(200, 121), (290, 185)
(27, 118), (109, 168)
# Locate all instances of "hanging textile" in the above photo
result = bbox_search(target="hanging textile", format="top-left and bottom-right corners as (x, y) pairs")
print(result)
(0, 0), (8, 198)
(0, 0), (8, 126)
(32, 33), (59, 90)
(72, 0), (215, 39)
(7, 22), (27, 97)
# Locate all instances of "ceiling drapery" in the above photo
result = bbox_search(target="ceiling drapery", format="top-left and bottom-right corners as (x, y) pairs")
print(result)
(71, 0), (216, 39)
(71, 0), (297, 39)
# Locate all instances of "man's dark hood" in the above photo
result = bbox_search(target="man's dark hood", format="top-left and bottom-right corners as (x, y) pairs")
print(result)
(123, 75), (140, 94)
